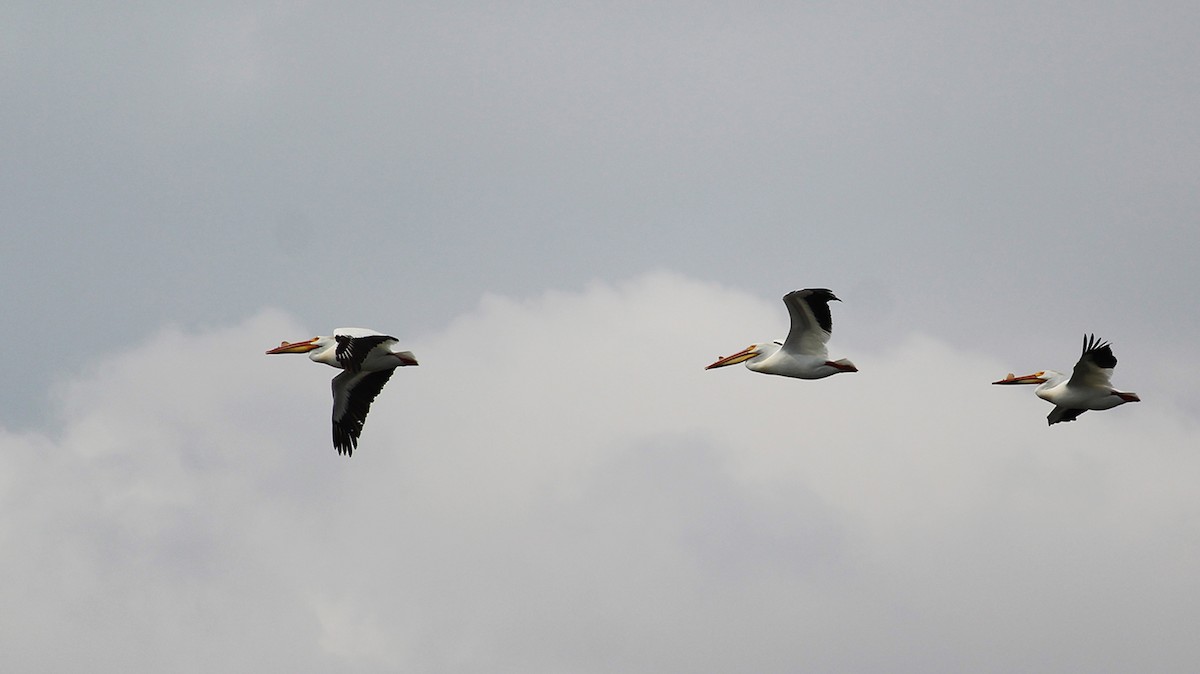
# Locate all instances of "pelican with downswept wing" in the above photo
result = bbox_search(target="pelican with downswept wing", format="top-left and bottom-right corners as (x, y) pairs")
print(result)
(267, 328), (418, 455)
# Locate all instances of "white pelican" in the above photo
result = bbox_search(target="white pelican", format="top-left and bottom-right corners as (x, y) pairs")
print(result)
(706, 288), (857, 379)
(992, 334), (1140, 425)
(266, 328), (418, 456)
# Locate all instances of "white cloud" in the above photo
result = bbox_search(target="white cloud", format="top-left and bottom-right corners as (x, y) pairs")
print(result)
(1, 274), (1198, 673)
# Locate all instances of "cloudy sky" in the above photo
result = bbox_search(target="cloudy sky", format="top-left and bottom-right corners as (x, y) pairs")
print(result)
(3, 2), (1199, 671)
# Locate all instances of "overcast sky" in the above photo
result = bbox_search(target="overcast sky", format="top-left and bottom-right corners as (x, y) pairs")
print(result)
(3, 2), (1199, 672)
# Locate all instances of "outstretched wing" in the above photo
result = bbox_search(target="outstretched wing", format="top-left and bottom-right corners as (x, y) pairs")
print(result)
(331, 369), (395, 456)
(781, 288), (840, 357)
(1067, 334), (1117, 389)
(334, 334), (397, 372)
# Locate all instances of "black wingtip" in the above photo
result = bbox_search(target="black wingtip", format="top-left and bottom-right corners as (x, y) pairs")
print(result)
(1081, 333), (1117, 369)
(785, 288), (840, 333)
(1082, 333), (1112, 353)
(788, 288), (839, 302)
(333, 422), (357, 457)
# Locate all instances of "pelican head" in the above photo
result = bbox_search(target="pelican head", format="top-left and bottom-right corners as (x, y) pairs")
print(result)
(705, 344), (766, 370)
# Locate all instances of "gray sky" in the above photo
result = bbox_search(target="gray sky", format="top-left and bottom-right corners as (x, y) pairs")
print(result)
(3, 2), (1199, 672)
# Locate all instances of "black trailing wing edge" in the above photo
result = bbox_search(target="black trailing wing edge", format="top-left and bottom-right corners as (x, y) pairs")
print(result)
(332, 369), (395, 456)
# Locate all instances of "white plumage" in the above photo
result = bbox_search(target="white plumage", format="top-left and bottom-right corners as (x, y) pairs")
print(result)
(992, 334), (1140, 425)
(266, 327), (418, 455)
(705, 288), (857, 379)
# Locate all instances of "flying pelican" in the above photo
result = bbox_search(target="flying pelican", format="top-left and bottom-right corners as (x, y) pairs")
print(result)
(705, 288), (857, 379)
(266, 328), (418, 455)
(992, 334), (1140, 425)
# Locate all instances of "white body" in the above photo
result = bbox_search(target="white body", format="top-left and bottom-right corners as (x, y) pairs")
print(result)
(266, 327), (418, 455)
(1033, 371), (1131, 411)
(992, 335), (1139, 425)
(745, 342), (851, 380)
(706, 288), (857, 379)
(304, 327), (416, 372)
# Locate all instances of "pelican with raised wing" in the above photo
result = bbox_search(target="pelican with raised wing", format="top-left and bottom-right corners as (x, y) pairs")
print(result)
(267, 328), (418, 455)
(706, 288), (857, 379)
(992, 334), (1139, 425)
